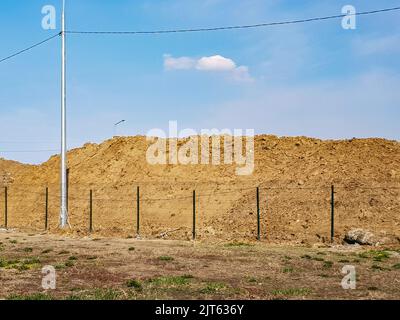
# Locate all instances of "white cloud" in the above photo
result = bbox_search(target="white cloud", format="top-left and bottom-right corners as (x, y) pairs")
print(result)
(231, 66), (253, 83)
(163, 54), (196, 70)
(164, 54), (253, 82)
(196, 55), (236, 71)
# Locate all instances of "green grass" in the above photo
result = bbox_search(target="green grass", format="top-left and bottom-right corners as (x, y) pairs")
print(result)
(158, 256), (174, 262)
(55, 259), (75, 270)
(23, 248), (33, 253)
(9, 240), (17, 244)
(84, 289), (122, 300)
(272, 288), (311, 297)
(371, 264), (386, 271)
(312, 257), (325, 262)
(64, 261), (75, 268)
(323, 261), (333, 269)
(359, 250), (391, 262)
(301, 255), (326, 263)
(58, 250), (70, 255)
(200, 282), (227, 294)
(224, 242), (254, 248)
(392, 264), (400, 270)
(283, 267), (294, 273)
(68, 256), (78, 261)
(7, 293), (53, 300)
(41, 249), (53, 254)
(0, 257), (41, 271)
(126, 279), (143, 290)
(148, 275), (193, 287)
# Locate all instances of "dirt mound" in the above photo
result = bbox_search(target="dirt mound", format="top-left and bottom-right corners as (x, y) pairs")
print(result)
(0, 135), (399, 244)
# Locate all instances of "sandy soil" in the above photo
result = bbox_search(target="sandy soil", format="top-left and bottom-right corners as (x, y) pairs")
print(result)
(0, 135), (399, 243)
(0, 230), (399, 300)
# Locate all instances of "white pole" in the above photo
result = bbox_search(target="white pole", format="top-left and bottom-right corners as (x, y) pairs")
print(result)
(60, 0), (68, 228)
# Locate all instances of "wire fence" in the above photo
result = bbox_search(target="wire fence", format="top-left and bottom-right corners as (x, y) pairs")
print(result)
(0, 182), (399, 243)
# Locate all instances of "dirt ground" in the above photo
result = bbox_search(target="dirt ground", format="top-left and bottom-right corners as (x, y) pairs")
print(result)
(0, 229), (399, 300)
(0, 135), (399, 243)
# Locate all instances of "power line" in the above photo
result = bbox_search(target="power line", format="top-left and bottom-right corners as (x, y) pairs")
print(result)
(1, 7), (399, 64)
(65, 7), (400, 35)
(0, 32), (60, 64)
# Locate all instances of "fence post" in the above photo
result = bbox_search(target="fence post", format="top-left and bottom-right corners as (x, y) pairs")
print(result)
(330, 185), (335, 243)
(66, 168), (69, 211)
(4, 187), (8, 229)
(257, 187), (260, 241)
(45, 187), (49, 231)
(193, 190), (196, 241)
(89, 189), (93, 233)
(136, 186), (140, 237)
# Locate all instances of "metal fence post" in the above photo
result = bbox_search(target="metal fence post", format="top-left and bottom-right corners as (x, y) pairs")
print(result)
(257, 187), (260, 241)
(89, 189), (93, 233)
(45, 187), (49, 230)
(193, 190), (196, 241)
(4, 187), (8, 229)
(136, 186), (140, 236)
(331, 185), (335, 243)
(66, 168), (69, 211)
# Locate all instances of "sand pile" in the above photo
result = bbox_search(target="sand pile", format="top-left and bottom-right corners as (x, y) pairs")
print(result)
(0, 135), (399, 243)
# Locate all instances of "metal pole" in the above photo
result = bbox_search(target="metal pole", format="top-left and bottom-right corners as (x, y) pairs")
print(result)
(89, 190), (93, 233)
(4, 187), (8, 229)
(136, 186), (140, 236)
(45, 187), (49, 230)
(257, 187), (260, 241)
(66, 168), (69, 211)
(193, 190), (196, 240)
(60, 0), (68, 228)
(331, 185), (335, 243)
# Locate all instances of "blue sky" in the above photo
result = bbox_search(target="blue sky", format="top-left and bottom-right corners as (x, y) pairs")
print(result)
(0, 0), (399, 164)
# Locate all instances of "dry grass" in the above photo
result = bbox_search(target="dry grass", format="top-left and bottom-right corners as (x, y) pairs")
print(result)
(0, 230), (399, 300)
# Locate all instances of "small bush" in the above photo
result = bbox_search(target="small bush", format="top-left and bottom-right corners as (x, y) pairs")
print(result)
(126, 279), (142, 290)
(158, 256), (174, 262)
(148, 275), (192, 286)
(392, 264), (400, 270)
(200, 282), (227, 294)
(272, 288), (311, 296)
(7, 293), (53, 300)
(283, 267), (294, 273)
